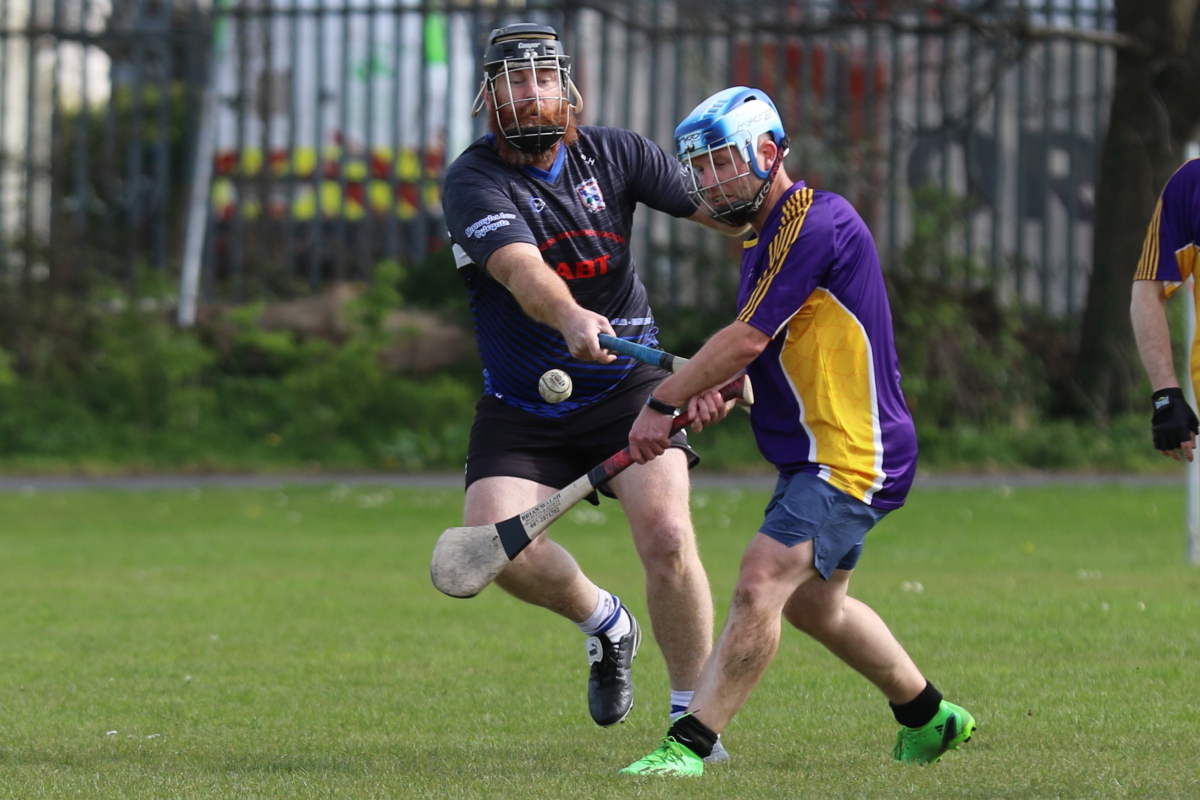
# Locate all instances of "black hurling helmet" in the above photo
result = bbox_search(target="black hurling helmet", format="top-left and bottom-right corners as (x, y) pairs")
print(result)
(471, 22), (583, 153)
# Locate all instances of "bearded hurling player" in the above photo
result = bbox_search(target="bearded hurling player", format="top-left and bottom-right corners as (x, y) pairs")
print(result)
(440, 23), (744, 759)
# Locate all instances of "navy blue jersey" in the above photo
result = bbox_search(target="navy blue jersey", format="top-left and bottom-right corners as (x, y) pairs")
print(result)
(443, 126), (698, 417)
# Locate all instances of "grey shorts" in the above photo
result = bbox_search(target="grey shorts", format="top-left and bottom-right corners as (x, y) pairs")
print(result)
(760, 472), (889, 579)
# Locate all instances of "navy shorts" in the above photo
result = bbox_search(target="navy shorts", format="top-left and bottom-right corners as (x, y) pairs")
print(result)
(760, 472), (890, 579)
(465, 362), (698, 495)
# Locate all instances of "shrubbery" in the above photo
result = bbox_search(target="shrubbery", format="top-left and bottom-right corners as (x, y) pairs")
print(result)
(0, 188), (1171, 474)
(0, 263), (477, 472)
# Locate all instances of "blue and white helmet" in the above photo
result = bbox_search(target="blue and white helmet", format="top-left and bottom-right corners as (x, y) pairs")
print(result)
(674, 87), (788, 226)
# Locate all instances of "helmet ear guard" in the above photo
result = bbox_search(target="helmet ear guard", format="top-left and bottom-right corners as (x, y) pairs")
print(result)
(472, 23), (582, 153)
(745, 133), (789, 179)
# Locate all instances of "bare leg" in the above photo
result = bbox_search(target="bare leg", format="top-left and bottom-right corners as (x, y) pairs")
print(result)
(783, 571), (927, 705)
(465, 476), (597, 622)
(611, 449), (714, 691)
(688, 533), (818, 732)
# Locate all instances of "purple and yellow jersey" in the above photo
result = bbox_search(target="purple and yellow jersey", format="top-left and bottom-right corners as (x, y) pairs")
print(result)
(1134, 158), (1200, 391)
(737, 182), (917, 509)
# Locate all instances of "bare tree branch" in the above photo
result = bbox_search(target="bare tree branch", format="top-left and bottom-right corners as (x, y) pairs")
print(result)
(579, 0), (1140, 53)
(932, 3), (1140, 52)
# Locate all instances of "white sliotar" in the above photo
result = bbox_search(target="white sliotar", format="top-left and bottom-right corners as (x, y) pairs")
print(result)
(538, 369), (573, 403)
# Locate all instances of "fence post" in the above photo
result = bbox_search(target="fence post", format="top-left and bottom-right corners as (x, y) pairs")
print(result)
(1184, 275), (1199, 565)
(1187, 142), (1200, 565)
(178, 25), (218, 328)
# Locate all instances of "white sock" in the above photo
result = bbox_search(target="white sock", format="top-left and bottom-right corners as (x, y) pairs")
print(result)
(576, 588), (630, 640)
(670, 690), (695, 721)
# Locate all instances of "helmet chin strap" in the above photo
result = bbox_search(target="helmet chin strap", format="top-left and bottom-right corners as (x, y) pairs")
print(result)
(568, 81), (583, 115)
(713, 145), (785, 226)
(471, 81), (487, 117)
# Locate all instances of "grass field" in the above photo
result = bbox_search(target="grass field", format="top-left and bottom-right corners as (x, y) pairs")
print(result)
(0, 480), (1198, 799)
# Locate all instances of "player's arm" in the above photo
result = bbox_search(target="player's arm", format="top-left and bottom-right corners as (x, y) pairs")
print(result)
(484, 242), (616, 363)
(1131, 278), (1198, 461)
(1131, 279), (1180, 391)
(628, 321), (770, 464)
(687, 208), (751, 237)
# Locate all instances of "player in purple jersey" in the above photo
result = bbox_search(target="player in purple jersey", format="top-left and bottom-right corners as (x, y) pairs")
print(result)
(440, 24), (741, 746)
(620, 88), (976, 776)
(1131, 158), (1200, 461)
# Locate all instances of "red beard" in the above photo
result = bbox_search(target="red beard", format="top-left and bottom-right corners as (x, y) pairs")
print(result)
(487, 99), (579, 167)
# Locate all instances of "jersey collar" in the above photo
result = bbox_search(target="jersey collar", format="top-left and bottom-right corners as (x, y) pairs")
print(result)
(760, 180), (806, 234)
(743, 181), (807, 250)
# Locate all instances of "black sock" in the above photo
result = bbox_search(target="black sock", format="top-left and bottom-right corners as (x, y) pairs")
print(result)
(667, 713), (718, 759)
(890, 682), (943, 728)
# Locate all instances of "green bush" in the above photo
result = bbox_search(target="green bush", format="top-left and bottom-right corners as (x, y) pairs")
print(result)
(0, 262), (477, 472)
(0, 212), (1173, 475)
(914, 414), (1162, 473)
(888, 188), (1045, 429)
(886, 273), (1054, 428)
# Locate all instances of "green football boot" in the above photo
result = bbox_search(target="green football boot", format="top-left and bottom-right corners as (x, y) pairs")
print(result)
(893, 700), (976, 764)
(619, 736), (705, 777)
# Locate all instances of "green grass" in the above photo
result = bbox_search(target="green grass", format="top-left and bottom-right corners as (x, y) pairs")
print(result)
(0, 410), (1178, 476)
(0, 482), (1198, 798)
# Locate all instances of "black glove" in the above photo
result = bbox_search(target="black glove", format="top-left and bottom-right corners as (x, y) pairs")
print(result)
(1151, 388), (1199, 452)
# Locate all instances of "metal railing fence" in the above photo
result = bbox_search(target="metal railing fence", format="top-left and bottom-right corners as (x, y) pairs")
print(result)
(0, 0), (211, 301)
(0, 0), (1116, 317)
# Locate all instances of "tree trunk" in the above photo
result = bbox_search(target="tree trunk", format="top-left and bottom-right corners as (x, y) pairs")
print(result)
(1068, 0), (1200, 419)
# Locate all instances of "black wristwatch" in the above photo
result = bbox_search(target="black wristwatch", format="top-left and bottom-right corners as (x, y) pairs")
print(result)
(645, 395), (679, 416)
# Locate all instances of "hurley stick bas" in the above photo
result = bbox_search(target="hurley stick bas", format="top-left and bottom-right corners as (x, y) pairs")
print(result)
(430, 375), (752, 598)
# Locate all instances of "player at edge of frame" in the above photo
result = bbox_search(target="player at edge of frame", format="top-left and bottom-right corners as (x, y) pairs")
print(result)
(1131, 157), (1200, 464)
